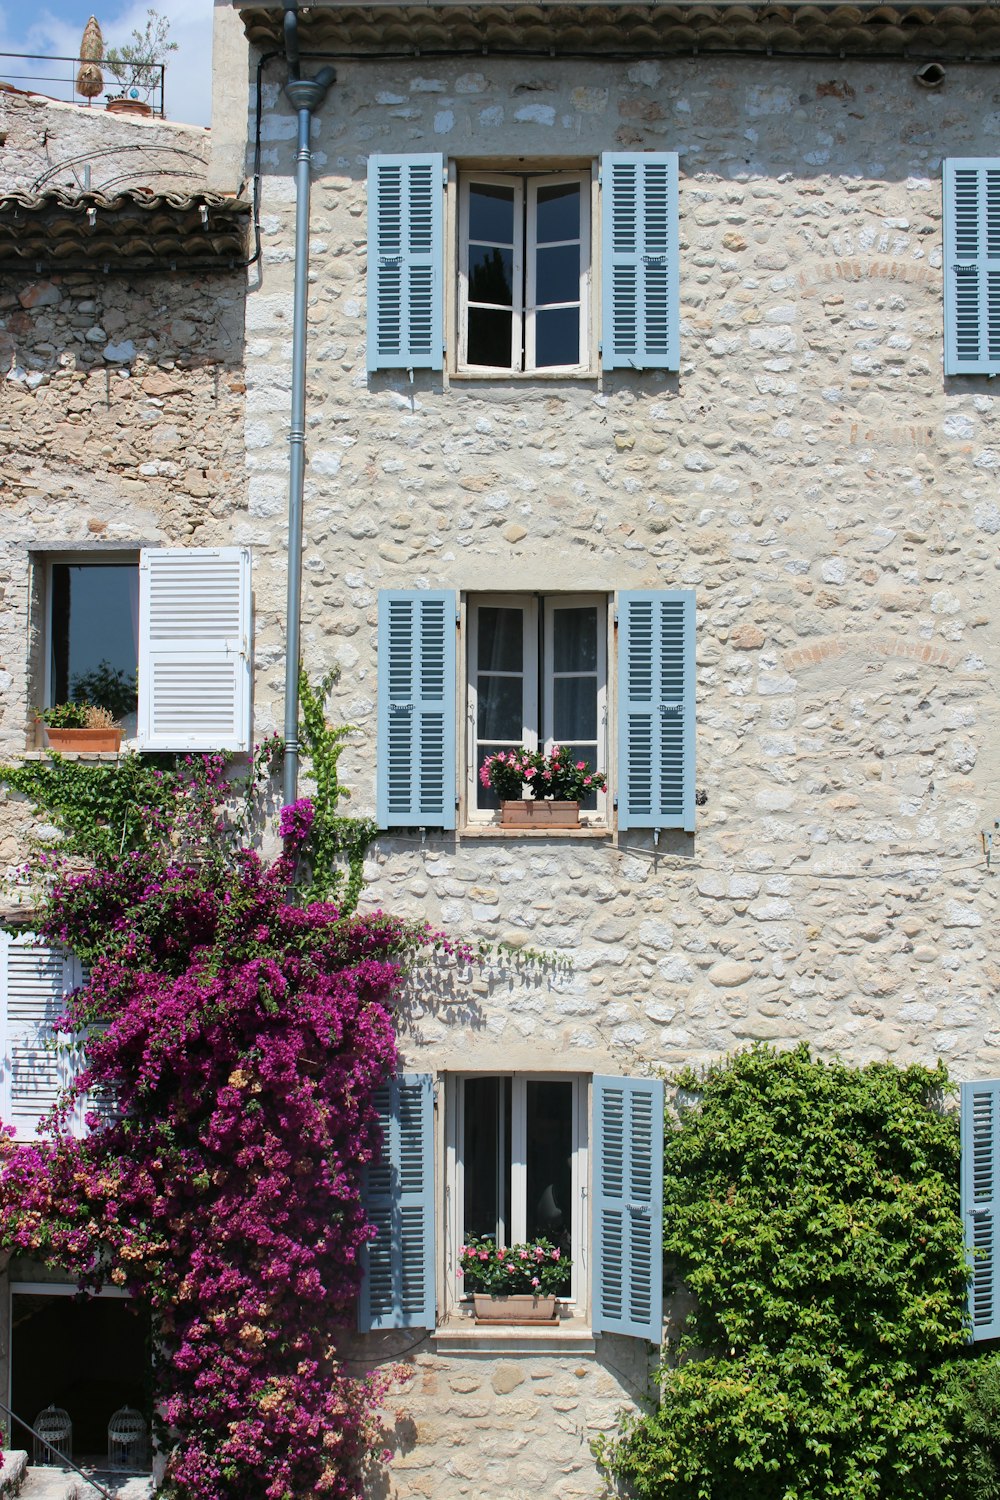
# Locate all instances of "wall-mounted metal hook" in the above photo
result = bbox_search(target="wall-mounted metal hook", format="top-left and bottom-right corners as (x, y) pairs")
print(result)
(983, 820), (998, 870)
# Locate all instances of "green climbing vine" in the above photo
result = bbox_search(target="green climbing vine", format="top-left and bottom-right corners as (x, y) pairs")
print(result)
(0, 751), (177, 863)
(294, 667), (378, 914)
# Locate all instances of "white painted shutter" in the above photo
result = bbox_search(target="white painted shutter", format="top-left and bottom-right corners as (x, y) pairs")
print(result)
(0, 932), (80, 1139)
(138, 548), (252, 752)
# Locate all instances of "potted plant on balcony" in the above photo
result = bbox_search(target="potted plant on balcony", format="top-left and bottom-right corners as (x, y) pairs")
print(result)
(459, 1237), (570, 1323)
(479, 746), (607, 827)
(39, 702), (123, 754)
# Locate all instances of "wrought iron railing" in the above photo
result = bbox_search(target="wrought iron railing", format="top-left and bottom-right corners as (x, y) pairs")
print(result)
(0, 1394), (115, 1500)
(0, 52), (165, 118)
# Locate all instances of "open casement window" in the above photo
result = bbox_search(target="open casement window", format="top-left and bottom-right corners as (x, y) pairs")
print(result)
(367, 151), (678, 376)
(467, 593), (608, 824)
(44, 558), (139, 725)
(944, 159), (1000, 375)
(447, 1074), (588, 1313)
(137, 547), (252, 753)
(359, 1074), (436, 1332)
(961, 1079), (1000, 1340)
(0, 932), (85, 1140)
(458, 171), (592, 374)
(592, 1074), (664, 1342)
(617, 590), (696, 834)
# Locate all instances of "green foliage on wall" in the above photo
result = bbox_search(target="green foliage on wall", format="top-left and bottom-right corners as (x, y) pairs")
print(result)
(597, 1044), (975, 1500)
(0, 751), (177, 863)
(295, 667), (377, 914)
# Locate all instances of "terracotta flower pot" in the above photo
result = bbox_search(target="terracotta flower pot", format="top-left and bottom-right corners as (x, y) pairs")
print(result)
(45, 727), (123, 753)
(106, 98), (152, 116)
(500, 799), (579, 828)
(472, 1292), (558, 1324)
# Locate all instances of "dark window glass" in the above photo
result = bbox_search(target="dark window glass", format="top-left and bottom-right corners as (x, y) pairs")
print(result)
(468, 307), (513, 368)
(477, 676), (523, 742)
(526, 1079), (573, 1290)
(478, 607), (523, 674)
(552, 679), (597, 741)
(535, 307), (580, 368)
(50, 563), (138, 718)
(552, 608), (597, 673)
(469, 183), (515, 244)
(469, 246), (514, 307)
(464, 1076), (511, 1244)
(535, 245), (580, 307)
(536, 182), (580, 244)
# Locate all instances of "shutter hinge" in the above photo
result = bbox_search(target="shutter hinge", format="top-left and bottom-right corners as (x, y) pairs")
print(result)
(442, 166), (448, 186)
(613, 795), (619, 810)
(598, 340), (603, 356)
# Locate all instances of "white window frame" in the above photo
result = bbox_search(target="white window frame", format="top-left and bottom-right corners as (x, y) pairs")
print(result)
(465, 593), (608, 826)
(457, 170), (591, 375)
(445, 1073), (589, 1318)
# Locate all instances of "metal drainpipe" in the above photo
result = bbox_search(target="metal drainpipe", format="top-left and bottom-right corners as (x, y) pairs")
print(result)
(281, 2), (335, 806)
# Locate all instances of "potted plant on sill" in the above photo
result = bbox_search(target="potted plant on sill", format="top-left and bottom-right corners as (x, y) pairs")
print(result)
(479, 746), (607, 828)
(39, 702), (123, 754)
(458, 1236), (570, 1324)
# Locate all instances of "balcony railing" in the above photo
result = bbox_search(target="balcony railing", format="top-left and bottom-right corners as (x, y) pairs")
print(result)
(0, 52), (165, 119)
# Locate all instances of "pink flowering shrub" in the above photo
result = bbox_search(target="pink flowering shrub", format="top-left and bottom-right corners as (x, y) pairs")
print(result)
(479, 746), (607, 803)
(457, 1237), (570, 1296)
(0, 759), (470, 1499)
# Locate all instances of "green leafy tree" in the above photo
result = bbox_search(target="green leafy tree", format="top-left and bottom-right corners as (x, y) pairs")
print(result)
(105, 8), (177, 102)
(597, 1045), (974, 1500)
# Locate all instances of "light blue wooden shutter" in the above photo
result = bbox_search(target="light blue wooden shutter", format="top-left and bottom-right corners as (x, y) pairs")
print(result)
(601, 152), (679, 371)
(360, 1074), (435, 1332)
(961, 1080), (1000, 1340)
(592, 1075), (664, 1341)
(617, 590), (695, 833)
(376, 590), (456, 829)
(944, 160), (1000, 375)
(367, 154), (444, 372)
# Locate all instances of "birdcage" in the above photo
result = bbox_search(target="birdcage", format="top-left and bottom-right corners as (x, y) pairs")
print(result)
(107, 1405), (147, 1471)
(32, 1404), (72, 1466)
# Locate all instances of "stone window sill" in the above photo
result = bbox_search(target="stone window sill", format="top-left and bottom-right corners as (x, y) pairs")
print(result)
(18, 749), (127, 762)
(460, 824), (611, 840)
(432, 1316), (596, 1355)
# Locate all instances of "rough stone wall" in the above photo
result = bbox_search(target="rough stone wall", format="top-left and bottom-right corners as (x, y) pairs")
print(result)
(0, 265), (247, 871)
(0, 92), (210, 195)
(233, 55), (1000, 1495)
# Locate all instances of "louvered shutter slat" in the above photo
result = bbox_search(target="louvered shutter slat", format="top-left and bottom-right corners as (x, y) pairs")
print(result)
(602, 152), (679, 371)
(138, 548), (252, 753)
(360, 1074), (435, 1331)
(618, 590), (696, 832)
(961, 1080), (1000, 1340)
(1, 933), (79, 1139)
(367, 155), (444, 372)
(944, 159), (1000, 375)
(377, 590), (456, 829)
(592, 1075), (664, 1341)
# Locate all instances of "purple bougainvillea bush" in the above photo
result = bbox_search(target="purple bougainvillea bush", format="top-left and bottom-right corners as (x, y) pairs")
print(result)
(0, 761), (468, 1499)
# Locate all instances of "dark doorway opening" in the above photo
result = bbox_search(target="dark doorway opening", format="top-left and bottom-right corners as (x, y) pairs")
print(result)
(10, 1292), (151, 1466)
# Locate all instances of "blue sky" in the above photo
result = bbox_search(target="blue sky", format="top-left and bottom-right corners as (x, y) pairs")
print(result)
(0, 1), (213, 125)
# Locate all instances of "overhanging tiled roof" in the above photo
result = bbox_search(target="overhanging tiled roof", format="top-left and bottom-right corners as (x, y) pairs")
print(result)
(0, 188), (251, 271)
(238, 2), (1000, 57)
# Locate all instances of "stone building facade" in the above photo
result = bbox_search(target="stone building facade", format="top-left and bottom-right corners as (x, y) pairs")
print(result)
(207, 3), (1000, 1493)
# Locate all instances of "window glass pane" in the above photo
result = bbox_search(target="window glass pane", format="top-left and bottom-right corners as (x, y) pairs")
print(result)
(552, 678), (597, 741)
(552, 607), (597, 674)
(464, 1080), (503, 1242)
(478, 607), (523, 674)
(469, 246), (514, 307)
(535, 245), (581, 307)
(468, 307), (513, 368)
(556, 743), (600, 811)
(50, 564), (138, 717)
(526, 1079), (573, 1292)
(469, 182), (515, 244)
(535, 307), (579, 368)
(536, 182), (580, 244)
(476, 741), (508, 811)
(478, 675), (523, 741)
